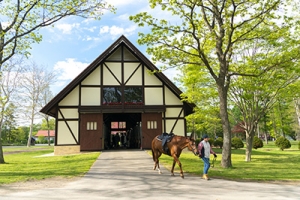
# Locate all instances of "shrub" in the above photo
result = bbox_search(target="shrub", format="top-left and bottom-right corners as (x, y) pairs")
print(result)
(275, 136), (291, 151)
(214, 137), (223, 149)
(231, 137), (244, 149)
(253, 136), (263, 149)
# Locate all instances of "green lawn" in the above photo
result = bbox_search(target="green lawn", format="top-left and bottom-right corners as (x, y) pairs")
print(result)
(1, 141), (299, 185)
(152, 141), (300, 182)
(0, 146), (100, 184)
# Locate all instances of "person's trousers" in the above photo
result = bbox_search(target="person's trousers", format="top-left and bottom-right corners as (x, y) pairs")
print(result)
(202, 157), (210, 174)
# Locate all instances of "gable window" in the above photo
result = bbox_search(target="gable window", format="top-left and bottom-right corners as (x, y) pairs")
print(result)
(124, 87), (143, 105)
(102, 86), (143, 105)
(103, 87), (122, 105)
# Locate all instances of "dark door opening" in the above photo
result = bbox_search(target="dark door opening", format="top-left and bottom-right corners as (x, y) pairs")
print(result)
(103, 113), (141, 150)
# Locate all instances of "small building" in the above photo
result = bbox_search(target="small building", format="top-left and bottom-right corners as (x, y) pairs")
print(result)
(34, 130), (55, 142)
(40, 35), (194, 155)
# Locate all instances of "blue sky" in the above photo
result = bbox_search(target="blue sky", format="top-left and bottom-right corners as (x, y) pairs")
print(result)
(28, 0), (179, 95)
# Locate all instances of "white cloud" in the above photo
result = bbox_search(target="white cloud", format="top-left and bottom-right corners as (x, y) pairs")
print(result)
(99, 25), (137, 38)
(55, 23), (80, 34)
(100, 26), (110, 34)
(54, 58), (88, 81)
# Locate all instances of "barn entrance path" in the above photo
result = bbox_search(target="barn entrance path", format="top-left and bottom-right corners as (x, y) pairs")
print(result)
(1, 149), (299, 200)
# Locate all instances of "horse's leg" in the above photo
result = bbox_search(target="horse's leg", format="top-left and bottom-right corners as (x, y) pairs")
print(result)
(156, 152), (162, 174)
(173, 156), (184, 178)
(170, 159), (176, 176)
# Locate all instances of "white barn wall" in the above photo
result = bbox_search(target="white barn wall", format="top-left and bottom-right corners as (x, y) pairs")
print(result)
(59, 86), (79, 106)
(57, 121), (78, 144)
(144, 88), (163, 105)
(58, 109), (78, 119)
(81, 88), (101, 105)
(81, 67), (101, 85)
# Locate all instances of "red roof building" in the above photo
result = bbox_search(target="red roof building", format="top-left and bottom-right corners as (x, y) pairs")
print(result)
(35, 130), (55, 141)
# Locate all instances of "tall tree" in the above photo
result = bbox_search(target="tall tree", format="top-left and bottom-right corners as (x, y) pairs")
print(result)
(130, 0), (297, 167)
(0, 57), (22, 163)
(230, 62), (300, 161)
(0, 0), (115, 164)
(18, 61), (56, 147)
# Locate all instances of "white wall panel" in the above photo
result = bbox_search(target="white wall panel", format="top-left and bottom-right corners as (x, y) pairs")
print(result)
(165, 86), (182, 105)
(59, 86), (79, 106)
(103, 63), (121, 85)
(165, 108), (183, 118)
(81, 67), (101, 85)
(144, 70), (162, 85)
(58, 109), (78, 119)
(81, 88), (101, 105)
(145, 88), (163, 105)
(57, 121), (78, 144)
(165, 119), (185, 136)
(124, 63), (142, 85)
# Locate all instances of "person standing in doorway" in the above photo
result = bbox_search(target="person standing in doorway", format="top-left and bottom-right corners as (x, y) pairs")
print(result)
(198, 134), (217, 180)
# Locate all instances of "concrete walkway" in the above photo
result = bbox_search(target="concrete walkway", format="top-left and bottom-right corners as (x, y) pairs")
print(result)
(1, 150), (299, 200)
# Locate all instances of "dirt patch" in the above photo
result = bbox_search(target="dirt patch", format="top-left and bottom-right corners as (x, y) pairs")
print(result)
(0, 177), (80, 195)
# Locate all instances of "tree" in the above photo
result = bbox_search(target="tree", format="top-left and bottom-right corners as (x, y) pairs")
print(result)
(130, 0), (298, 168)
(0, 0), (115, 164)
(0, 0), (115, 69)
(18, 62), (56, 147)
(0, 57), (22, 163)
(176, 64), (222, 139)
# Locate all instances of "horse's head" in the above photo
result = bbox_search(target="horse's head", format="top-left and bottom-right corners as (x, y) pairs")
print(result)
(187, 137), (199, 156)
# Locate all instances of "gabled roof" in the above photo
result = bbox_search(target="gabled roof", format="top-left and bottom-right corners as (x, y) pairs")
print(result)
(40, 35), (194, 117)
(35, 130), (55, 137)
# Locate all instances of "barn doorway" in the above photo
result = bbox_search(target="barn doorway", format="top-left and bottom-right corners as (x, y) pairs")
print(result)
(103, 113), (141, 150)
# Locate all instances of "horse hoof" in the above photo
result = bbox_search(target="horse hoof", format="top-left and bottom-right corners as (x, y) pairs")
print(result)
(171, 174), (175, 177)
(181, 176), (184, 179)
(159, 171), (162, 174)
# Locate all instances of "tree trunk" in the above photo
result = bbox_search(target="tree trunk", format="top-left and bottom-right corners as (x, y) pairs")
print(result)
(294, 98), (300, 141)
(0, 139), (4, 164)
(245, 123), (257, 162)
(245, 131), (253, 162)
(217, 85), (232, 168)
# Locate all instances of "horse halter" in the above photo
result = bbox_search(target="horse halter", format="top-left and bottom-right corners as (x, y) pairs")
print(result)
(189, 141), (198, 156)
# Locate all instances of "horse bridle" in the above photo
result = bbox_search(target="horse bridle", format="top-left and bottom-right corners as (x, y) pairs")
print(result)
(189, 141), (198, 156)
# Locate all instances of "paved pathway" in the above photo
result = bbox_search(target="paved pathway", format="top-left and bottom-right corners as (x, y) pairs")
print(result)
(1, 150), (299, 200)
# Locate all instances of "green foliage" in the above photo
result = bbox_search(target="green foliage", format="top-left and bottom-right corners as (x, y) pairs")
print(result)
(275, 136), (291, 151)
(214, 137), (223, 149)
(298, 141), (300, 150)
(231, 137), (244, 149)
(208, 138), (214, 146)
(195, 138), (202, 147)
(253, 136), (263, 149)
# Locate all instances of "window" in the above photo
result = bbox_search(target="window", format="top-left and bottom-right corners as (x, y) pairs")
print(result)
(102, 87), (143, 105)
(111, 121), (126, 129)
(103, 87), (122, 105)
(147, 121), (157, 129)
(124, 87), (143, 105)
(87, 122), (97, 130)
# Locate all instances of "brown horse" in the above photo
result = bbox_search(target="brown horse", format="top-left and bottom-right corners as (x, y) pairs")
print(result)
(151, 134), (198, 178)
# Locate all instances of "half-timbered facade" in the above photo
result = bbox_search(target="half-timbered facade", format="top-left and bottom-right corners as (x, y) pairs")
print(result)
(40, 35), (194, 155)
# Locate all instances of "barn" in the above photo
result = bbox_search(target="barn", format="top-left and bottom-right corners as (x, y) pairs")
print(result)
(40, 35), (194, 155)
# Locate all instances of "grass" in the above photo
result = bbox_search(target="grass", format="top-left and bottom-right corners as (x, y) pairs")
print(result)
(0, 146), (100, 184)
(151, 141), (300, 182)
